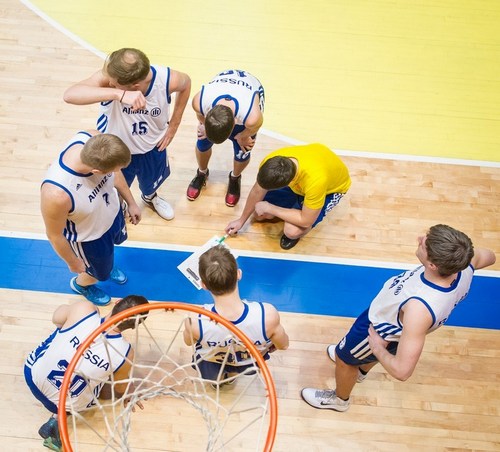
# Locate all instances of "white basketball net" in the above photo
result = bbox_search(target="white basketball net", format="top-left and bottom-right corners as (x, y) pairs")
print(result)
(60, 303), (276, 451)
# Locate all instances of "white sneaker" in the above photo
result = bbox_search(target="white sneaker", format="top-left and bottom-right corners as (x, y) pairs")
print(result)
(301, 388), (350, 412)
(142, 194), (174, 220)
(327, 344), (367, 383)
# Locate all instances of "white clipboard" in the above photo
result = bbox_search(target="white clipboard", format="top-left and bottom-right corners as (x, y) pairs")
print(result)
(177, 235), (238, 290)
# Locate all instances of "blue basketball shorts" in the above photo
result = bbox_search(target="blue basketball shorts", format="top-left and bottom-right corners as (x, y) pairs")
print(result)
(335, 309), (399, 366)
(196, 124), (256, 162)
(69, 210), (127, 281)
(263, 187), (345, 228)
(121, 147), (170, 196)
(193, 352), (270, 380)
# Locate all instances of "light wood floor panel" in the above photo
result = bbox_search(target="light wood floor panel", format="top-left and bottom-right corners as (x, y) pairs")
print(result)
(1, 0), (499, 450)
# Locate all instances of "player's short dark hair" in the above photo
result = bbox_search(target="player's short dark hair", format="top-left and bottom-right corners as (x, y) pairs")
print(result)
(425, 224), (474, 277)
(81, 134), (131, 173)
(198, 245), (238, 296)
(111, 295), (150, 331)
(104, 48), (150, 85)
(204, 105), (235, 144)
(257, 156), (296, 190)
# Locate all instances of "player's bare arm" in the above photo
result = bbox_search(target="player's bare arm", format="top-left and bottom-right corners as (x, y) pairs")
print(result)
(157, 70), (191, 150)
(471, 248), (496, 270)
(235, 102), (263, 150)
(255, 202), (321, 230)
(41, 184), (86, 274)
(52, 301), (97, 329)
(263, 303), (289, 350)
(368, 299), (432, 381)
(114, 172), (141, 225)
(183, 317), (200, 346)
(63, 70), (125, 105)
(111, 349), (145, 411)
(225, 182), (268, 235)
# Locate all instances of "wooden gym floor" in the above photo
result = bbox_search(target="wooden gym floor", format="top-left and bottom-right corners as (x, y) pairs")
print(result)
(0, 0), (499, 450)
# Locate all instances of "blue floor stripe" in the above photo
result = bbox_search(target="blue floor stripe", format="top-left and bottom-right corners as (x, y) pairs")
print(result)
(1, 237), (498, 329)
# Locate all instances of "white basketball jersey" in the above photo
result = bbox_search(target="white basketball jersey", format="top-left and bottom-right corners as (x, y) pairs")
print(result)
(195, 301), (271, 366)
(97, 65), (172, 155)
(25, 311), (130, 412)
(199, 69), (265, 125)
(42, 131), (120, 242)
(369, 265), (474, 341)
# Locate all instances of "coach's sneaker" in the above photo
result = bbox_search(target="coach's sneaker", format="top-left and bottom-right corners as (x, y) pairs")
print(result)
(187, 169), (209, 201)
(142, 193), (174, 220)
(70, 277), (111, 306)
(225, 172), (241, 207)
(301, 388), (350, 412)
(327, 344), (367, 383)
(280, 234), (300, 250)
(110, 266), (127, 284)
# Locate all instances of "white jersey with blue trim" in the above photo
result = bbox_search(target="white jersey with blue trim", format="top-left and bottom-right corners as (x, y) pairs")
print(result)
(368, 264), (474, 341)
(25, 311), (130, 412)
(42, 132), (120, 242)
(199, 69), (265, 125)
(195, 300), (271, 366)
(97, 65), (172, 155)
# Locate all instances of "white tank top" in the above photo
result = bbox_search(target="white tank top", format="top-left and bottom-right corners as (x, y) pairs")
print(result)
(25, 311), (130, 412)
(199, 69), (264, 125)
(368, 265), (474, 341)
(97, 65), (172, 154)
(195, 300), (271, 366)
(42, 132), (120, 242)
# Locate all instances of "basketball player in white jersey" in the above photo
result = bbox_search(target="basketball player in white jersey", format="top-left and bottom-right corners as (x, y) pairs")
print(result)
(187, 69), (265, 207)
(63, 48), (191, 220)
(25, 295), (149, 451)
(183, 245), (289, 385)
(41, 131), (141, 306)
(301, 224), (496, 412)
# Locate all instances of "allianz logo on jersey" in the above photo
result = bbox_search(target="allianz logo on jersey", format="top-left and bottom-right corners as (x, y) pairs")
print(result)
(122, 106), (162, 117)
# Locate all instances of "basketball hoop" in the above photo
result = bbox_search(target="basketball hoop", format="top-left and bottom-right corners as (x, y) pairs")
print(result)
(58, 302), (278, 451)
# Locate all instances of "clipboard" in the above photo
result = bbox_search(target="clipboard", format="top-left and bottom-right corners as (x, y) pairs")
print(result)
(177, 235), (238, 290)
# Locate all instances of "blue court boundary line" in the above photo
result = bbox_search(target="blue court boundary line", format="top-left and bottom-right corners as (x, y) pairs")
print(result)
(1, 234), (498, 330)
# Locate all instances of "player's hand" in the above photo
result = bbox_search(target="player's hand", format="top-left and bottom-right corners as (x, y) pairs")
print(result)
(254, 201), (272, 217)
(234, 132), (255, 152)
(197, 123), (207, 140)
(121, 90), (146, 111)
(225, 219), (244, 236)
(367, 324), (389, 353)
(157, 127), (175, 151)
(68, 258), (86, 274)
(127, 203), (142, 225)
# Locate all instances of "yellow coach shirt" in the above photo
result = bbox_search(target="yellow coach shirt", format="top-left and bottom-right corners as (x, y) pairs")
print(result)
(260, 143), (351, 210)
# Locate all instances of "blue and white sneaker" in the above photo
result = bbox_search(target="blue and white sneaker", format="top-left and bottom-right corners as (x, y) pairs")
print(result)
(70, 277), (111, 306)
(110, 267), (127, 284)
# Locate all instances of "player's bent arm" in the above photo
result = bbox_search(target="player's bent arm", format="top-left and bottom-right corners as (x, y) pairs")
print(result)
(63, 71), (123, 105)
(53, 301), (98, 329)
(225, 182), (268, 234)
(183, 317), (200, 346)
(167, 70), (191, 130)
(263, 203), (320, 229)
(41, 184), (83, 271)
(263, 304), (289, 350)
(471, 248), (496, 270)
(114, 171), (141, 224)
(240, 107), (264, 138)
(369, 300), (432, 381)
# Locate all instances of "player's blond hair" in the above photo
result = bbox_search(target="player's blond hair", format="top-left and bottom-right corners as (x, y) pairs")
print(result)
(199, 245), (238, 296)
(104, 48), (150, 85)
(80, 134), (131, 173)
